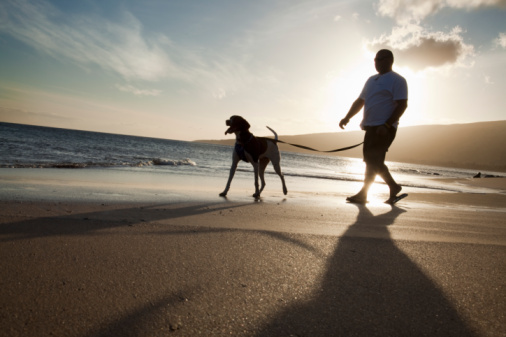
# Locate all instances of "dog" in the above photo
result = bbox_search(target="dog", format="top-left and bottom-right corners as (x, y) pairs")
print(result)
(220, 115), (288, 198)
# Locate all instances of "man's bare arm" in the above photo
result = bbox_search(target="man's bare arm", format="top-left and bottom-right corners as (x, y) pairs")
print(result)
(339, 98), (365, 129)
(385, 99), (408, 127)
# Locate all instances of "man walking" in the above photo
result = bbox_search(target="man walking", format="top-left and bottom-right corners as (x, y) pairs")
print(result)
(339, 49), (408, 204)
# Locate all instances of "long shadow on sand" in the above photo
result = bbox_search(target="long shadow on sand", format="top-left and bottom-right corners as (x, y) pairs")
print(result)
(0, 202), (246, 242)
(0, 201), (324, 254)
(255, 204), (476, 337)
(0, 200), (334, 336)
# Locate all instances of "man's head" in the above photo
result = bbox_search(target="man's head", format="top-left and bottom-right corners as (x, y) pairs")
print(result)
(374, 49), (394, 74)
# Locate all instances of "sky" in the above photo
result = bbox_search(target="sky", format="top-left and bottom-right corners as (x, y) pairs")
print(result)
(0, 0), (505, 141)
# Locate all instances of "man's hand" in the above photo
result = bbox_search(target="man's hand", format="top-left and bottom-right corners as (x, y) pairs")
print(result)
(339, 117), (350, 129)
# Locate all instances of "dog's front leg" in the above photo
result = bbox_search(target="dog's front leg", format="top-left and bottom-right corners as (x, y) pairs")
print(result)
(252, 161), (261, 198)
(220, 154), (240, 197)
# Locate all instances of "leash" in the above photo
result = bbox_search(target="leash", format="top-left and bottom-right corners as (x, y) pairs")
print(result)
(259, 138), (363, 153)
(277, 139), (363, 153)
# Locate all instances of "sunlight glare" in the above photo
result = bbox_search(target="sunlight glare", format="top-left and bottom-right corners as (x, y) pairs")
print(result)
(343, 157), (365, 179)
(342, 156), (399, 204)
(367, 181), (391, 204)
(395, 66), (426, 127)
(322, 55), (374, 131)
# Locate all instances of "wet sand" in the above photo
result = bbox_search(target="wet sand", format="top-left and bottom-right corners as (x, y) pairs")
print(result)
(0, 169), (505, 336)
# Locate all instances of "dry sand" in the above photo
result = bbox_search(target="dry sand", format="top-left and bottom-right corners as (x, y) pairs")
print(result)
(0, 169), (505, 336)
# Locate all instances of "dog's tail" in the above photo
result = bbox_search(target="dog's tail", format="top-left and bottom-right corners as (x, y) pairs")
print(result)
(266, 126), (278, 141)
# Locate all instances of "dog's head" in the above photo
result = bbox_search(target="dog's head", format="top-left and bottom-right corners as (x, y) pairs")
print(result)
(225, 115), (250, 135)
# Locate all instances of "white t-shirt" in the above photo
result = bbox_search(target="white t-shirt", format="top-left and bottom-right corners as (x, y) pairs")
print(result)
(359, 71), (408, 129)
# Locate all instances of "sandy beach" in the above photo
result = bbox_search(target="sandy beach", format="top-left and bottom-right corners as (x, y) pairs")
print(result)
(1, 168), (505, 336)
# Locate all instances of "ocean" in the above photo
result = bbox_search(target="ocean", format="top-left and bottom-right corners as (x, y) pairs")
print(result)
(0, 122), (500, 194)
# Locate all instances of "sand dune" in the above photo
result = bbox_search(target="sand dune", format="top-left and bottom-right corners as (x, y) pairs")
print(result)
(197, 120), (506, 172)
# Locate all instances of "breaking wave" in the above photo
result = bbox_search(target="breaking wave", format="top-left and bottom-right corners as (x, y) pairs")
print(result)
(0, 158), (197, 169)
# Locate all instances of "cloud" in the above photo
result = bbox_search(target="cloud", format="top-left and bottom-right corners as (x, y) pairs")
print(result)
(367, 25), (474, 70)
(0, 0), (277, 100)
(115, 84), (162, 97)
(495, 32), (506, 48)
(376, 0), (506, 24)
(212, 88), (227, 100)
(334, 15), (342, 22)
(376, 0), (443, 24)
(0, 0), (187, 82)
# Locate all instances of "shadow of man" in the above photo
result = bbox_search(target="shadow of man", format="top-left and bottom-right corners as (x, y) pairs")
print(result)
(256, 204), (475, 337)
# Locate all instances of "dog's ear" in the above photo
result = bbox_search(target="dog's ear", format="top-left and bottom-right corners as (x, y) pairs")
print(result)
(238, 118), (250, 131)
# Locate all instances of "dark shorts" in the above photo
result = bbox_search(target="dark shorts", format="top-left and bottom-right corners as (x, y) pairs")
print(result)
(363, 126), (397, 167)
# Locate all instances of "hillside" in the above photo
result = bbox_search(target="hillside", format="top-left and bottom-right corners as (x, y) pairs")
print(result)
(196, 121), (506, 172)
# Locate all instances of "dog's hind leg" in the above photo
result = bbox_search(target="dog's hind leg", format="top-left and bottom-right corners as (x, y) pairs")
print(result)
(271, 159), (288, 195)
(258, 157), (270, 196)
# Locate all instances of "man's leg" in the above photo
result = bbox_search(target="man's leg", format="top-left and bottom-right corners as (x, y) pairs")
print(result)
(347, 128), (377, 203)
(379, 164), (402, 200)
(378, 127), (401, 200)
(347, 164), (376, 203)
(347, 126), (400, 203)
